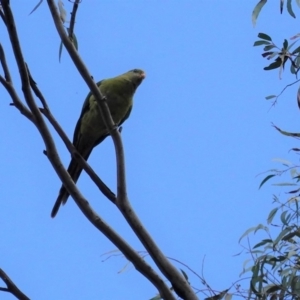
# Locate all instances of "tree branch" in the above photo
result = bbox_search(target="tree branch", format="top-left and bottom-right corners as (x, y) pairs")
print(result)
(68, 0), (80, 39)
(40, 107), (116, 203)
(46, 1), (198, 299)
(0, 44), (35, 123)
(0, 43), (11, 82)
(0, 268), (30, 300)
(26, 65), (116, 202)
(1, 1), (175, 299)
(46, 1), (197, 299)
(0, 6), (7, 26)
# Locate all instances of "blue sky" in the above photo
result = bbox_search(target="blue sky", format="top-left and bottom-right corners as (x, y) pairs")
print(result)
(1, 1), (299, 299)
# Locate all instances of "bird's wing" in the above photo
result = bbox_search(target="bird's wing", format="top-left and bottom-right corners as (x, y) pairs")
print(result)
(73, 80), (104, 145)
(119, 104), (132, 127)
(93, 102), (132, 148)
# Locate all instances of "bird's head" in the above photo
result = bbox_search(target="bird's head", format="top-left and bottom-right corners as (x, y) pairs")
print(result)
(126, 69), (146, 88)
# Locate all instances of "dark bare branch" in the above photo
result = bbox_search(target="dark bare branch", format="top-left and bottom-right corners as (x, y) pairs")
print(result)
(0, 44), (35, 122)
(0, 6), (7, 26)
(68, 0), (80, 39)
(26, 64), (50, 111)
(0, 75), (35, 123)
(0, 268), (30, 300)
(0, 44), (11, 82)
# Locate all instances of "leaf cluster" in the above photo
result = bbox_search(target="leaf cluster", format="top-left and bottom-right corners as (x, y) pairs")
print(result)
(254, 33), (300, 79)
(240, 154), (300, 300)
(252, 0), (300, 26)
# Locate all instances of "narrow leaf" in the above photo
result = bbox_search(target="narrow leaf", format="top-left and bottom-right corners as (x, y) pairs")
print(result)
(264, 60), (282, 70)
(287, 188), (300, 194)
(292, 46), (300, 54)
(253, 239), (273, 249)
(280, 0), (284, 14)
(291, 33), (300, 40)
(258, 32), (272, 41)
(288, 39), (299, 51)
(287, 0), (296, 17)
(239, 225), (268, 242)
(273, 124), (300, 137)
(259, 174), (276, 189)
(254, 40), (271, 46)
(280, 211), (289, 225)
(272, 158), (291, 165)
(262, 51), (274, 58)
(264, 45), (276, 51)
(291, 62), (296, 74)
(265, 95), (276, 100)
(267, 208), (278, 224)
(297, 85), (300, 109)
(266, 285), (281, 294)
(281, 54), (288, 71)
(252, 1), (267, 26)
(59, 41), (63, 62)
(273, 227), (293, 246)
(29, 0), (43, 15)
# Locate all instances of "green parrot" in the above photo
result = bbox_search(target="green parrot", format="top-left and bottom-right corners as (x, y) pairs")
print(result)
(51, 69), (145, 218)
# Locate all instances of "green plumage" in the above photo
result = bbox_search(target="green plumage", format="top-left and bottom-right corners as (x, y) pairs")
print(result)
(51, 69), (145, 218)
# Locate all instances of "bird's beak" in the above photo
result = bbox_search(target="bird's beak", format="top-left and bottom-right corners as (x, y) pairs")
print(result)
(140, 72), (146, 79)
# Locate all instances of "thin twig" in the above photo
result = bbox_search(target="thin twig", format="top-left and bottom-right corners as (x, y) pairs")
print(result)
(26, 64), (50, 110)
(0, 75), (35, 123)
(68, 0), (80, 38)
(271, 78), (300, 108)
(0, 43), (34, 122)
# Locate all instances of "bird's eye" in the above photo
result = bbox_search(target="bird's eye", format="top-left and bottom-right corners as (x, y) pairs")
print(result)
(132, 69), (138, 73)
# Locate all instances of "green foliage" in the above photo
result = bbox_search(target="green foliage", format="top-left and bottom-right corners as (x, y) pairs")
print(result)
(252, 0), (300, 25)
(253, 33), (300, 79)
(241, 155), (300, 300)
(265, 95), (277, 100)
(252, 1), (267, 27)
(241, 3), (300, 300)
(259, 175), (276, 189)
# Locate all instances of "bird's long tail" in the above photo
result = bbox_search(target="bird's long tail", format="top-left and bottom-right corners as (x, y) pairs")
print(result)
(51, 148), (92, 218)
